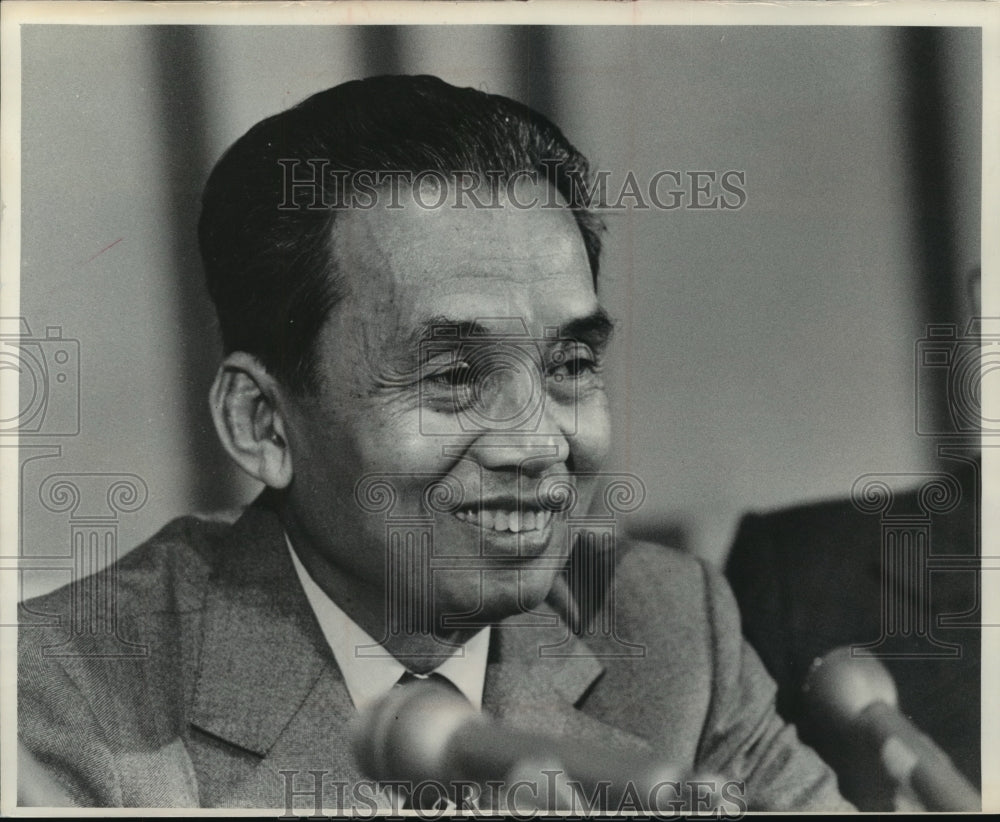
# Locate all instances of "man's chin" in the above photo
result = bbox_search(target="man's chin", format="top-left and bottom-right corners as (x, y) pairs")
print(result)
(434, 567), (557, 628)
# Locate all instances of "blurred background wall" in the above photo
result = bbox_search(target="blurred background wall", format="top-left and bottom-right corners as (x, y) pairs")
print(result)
(14, 24), (981, 598)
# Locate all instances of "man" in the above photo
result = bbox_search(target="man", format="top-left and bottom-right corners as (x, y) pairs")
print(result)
(18, 75), (850, 810)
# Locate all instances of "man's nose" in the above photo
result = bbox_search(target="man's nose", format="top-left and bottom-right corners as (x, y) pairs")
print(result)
(469, 352), (542, 431)
(465, 386), (574, 476)
(466, 432), (569, 475)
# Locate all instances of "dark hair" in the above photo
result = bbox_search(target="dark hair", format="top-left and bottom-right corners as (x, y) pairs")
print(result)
(198, 74), (604, 393)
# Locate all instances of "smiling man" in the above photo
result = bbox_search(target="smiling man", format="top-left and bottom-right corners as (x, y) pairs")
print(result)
(18, 75), (851, 811)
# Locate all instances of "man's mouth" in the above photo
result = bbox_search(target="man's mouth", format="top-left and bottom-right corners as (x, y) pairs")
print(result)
(451, 508), (554, 533)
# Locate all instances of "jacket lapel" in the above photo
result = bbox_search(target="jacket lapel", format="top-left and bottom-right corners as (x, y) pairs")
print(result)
(189, 499), (353, 758)
(486, 603), (653, 757)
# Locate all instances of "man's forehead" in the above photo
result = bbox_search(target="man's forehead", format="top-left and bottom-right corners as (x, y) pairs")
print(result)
(335, 179), (585, 271)
(329, 181), (595, 326)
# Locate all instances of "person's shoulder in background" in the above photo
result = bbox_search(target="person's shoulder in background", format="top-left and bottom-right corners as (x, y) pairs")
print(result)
(725, 492), (980, 802)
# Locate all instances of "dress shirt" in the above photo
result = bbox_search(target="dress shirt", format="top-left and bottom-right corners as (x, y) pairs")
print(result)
(286, 538), (490, 711)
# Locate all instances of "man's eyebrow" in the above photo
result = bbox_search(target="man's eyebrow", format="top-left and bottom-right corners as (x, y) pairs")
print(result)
(399, 308), (615, 354)
(404, 317), (493, 350)
(558, 307), (616, 348)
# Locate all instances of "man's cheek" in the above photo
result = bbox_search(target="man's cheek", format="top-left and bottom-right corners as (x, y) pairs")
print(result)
(359, 424), (480, 514)
(571, 400), (612, 470)
(369, 422), (474, 472)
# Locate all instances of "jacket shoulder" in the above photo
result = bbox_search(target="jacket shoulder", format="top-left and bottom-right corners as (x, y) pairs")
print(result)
(18, 511), (243, 806)
(576, 540), (720, 745)
(588, 540), (849, 811)
(606, 538), (718, 635)
(20, 511), (236, 639)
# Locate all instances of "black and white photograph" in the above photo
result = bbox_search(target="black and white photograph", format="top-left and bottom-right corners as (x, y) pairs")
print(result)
(2, 0), (996, 814)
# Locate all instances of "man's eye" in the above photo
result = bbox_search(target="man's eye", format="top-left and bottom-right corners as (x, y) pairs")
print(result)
(425, 363), (473, 388)
(548, 346), (599, 380)
(549, 357), (596, 379)
(422, 363), (479, 411)
(426, 363), (472, 385)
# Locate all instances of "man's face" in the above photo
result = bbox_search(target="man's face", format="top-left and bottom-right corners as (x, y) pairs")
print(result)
(280, 178), (612, 638)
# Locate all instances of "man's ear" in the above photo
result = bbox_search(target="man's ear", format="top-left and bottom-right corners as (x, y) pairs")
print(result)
(209, 352), (293, 489)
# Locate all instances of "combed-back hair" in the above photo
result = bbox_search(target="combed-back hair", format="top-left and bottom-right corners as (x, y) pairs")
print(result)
(198, 74), (604, 393)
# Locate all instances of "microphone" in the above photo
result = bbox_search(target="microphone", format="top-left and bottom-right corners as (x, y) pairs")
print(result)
(801, 647), (980, 811)
(352, 677), (726, 812)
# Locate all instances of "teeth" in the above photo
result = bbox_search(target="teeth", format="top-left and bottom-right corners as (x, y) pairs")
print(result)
(452, 508), (552, 533)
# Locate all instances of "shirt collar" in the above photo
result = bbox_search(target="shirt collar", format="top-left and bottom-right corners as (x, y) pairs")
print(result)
(286, 537), (490, 712)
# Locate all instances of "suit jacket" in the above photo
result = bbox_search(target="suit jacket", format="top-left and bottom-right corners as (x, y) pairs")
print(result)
(725, 488), (980, 808)
(19, 497), (850, 810)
